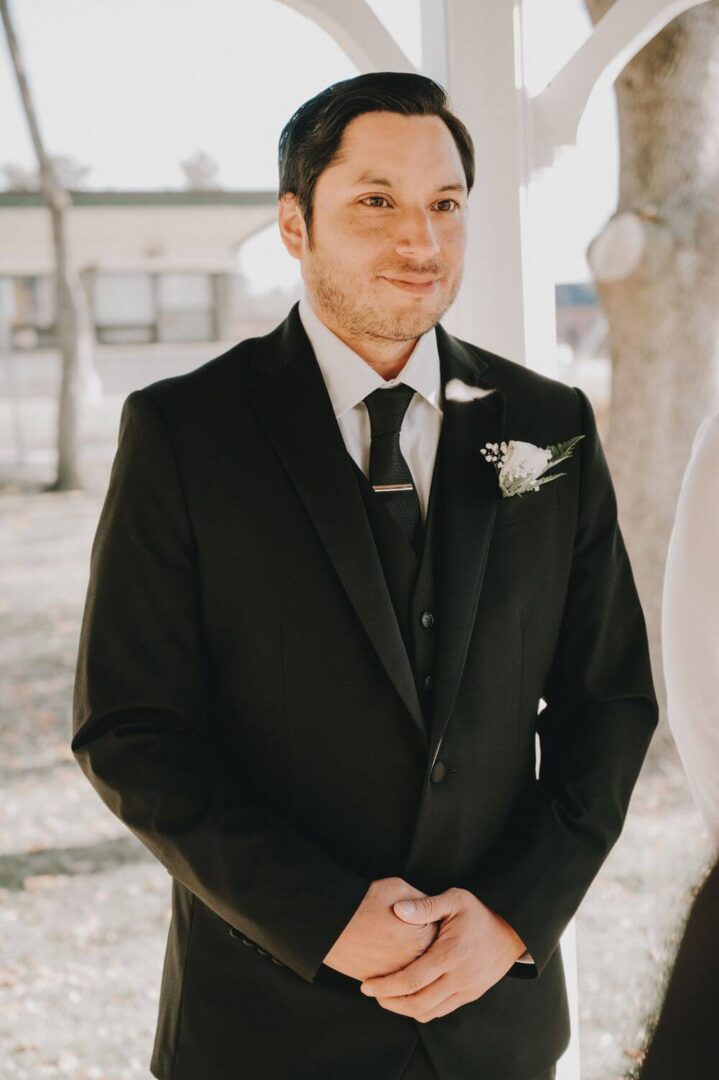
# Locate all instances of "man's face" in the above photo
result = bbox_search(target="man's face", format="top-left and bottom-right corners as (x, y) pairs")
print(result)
(281, 110), (468, 342)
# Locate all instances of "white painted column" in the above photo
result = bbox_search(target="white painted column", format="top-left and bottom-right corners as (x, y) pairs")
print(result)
(433, 0), (558, 379)
(429, 6), (578, 1077)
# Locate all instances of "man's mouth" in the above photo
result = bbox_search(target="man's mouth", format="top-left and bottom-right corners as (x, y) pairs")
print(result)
(380, 275), (441, 294)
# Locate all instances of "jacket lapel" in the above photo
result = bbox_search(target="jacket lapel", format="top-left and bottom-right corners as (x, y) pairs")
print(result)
(245, 302), (426, 740)
(428, 324), (507, 772)
(244, 302), (507, 765)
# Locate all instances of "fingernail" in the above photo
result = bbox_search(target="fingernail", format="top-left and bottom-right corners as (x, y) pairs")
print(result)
(395, 900), (415, 914)
(360, 984), (375, 996)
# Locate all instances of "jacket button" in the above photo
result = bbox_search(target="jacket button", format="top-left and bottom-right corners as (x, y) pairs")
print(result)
(229, 927), (241, 939)
(423, 674), (432, 692)
(420, 610), (435, 629)
(256, 947), (268, 956)
(241, 936), (254, 947)
(430, 760), (446, 783)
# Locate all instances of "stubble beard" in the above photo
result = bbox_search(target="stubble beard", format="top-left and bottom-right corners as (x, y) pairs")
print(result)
(305, 250), (463, 343)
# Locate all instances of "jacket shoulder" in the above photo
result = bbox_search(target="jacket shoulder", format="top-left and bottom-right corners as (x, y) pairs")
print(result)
(451, 334), (582, 415)
(124, 333), (260, 417)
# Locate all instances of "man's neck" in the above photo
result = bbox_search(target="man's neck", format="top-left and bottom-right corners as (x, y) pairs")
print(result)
(306, 297), (418, 381)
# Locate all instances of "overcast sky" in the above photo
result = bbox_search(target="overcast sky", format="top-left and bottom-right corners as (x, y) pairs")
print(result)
(1, 0), (618, 285)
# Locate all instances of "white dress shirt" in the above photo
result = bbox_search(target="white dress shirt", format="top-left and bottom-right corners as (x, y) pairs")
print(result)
(298, 293), (443, 522)
(662, 412), (719, 852)
(298, 292), (534, 966)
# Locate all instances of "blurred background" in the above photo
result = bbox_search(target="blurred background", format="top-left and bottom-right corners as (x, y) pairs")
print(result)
(1, 1), (717, 1077)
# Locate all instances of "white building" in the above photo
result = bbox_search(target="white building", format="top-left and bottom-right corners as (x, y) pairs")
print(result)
(0, 188), (278, 346)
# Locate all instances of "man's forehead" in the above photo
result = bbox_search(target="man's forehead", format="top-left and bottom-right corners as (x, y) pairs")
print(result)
(318, 114), (467, 193)
(349, 170), (466, 192)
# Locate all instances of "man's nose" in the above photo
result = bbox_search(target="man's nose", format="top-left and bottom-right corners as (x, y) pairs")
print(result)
(394, 209), (440, 260)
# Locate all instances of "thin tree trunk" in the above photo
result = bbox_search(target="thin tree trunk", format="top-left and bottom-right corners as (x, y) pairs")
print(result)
(1, 0), (95, 490)
(584, 0), (719, 759)
(49, 199), (94, 490)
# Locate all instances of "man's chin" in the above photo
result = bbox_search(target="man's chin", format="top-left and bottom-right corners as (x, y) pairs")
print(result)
(382, 301), (449, 340)
(361, 316), (434, 342)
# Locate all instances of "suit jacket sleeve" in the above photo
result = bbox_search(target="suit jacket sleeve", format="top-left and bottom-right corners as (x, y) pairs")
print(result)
(461, 385), (658, 977)
(71, 389), (371, 984)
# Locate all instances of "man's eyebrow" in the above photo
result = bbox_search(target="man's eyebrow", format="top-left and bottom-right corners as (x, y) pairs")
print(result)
(351, 174), (467, 193)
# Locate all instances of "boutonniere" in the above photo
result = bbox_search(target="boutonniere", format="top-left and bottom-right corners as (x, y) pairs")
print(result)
(444, 380), (584, 498)
(480, 437), (584, 498)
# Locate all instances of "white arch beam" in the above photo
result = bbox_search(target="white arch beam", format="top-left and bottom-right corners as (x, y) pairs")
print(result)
(275, 0), (416, 74)
(533, 0), (709, 162)
(420, 0), (449, 86)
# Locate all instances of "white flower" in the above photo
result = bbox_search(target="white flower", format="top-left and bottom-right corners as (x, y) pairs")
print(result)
(480, 434), (585, 498)
(445, 378), (496, 403)
(500, 441), (552, 482)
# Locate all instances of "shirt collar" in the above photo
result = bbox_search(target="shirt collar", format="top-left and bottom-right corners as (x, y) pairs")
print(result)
(298, 292), (443, 420)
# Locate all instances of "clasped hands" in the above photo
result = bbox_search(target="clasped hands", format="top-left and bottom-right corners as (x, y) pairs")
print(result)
(322, 877), (526, 1023)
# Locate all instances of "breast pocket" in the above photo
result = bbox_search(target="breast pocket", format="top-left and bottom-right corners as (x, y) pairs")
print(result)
(493, 478), (560, 529)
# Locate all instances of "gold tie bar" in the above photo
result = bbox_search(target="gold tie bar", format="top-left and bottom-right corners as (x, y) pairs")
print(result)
(371, 483), (415, 493)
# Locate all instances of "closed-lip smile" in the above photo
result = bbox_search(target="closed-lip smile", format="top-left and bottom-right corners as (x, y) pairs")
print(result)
(382, 275), (440, 293)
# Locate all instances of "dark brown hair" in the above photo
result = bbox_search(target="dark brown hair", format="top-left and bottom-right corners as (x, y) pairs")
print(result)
(278, 71), (474, 246)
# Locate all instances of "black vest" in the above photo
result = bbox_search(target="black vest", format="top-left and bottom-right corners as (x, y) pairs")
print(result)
(348, 430), (445, 737)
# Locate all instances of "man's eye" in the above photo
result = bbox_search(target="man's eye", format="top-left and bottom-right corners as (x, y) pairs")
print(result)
(358, 196), (460, 211)
(360, 196), (391, 208)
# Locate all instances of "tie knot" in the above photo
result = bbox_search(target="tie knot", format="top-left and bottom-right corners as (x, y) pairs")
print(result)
(363, 383), (416, 437)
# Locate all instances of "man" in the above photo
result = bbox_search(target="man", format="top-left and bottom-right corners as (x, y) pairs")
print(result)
(72, 72), (657, 1080)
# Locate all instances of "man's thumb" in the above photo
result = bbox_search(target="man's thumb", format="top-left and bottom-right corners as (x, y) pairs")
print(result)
(393, 890), (454, 922)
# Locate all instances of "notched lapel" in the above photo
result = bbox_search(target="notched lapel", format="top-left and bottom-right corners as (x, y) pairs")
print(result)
(429, 325), (507, 769)
(244, 303), (426, 741)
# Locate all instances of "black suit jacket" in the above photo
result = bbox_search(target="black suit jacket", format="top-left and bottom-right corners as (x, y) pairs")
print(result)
(71, 301), (658, 1080)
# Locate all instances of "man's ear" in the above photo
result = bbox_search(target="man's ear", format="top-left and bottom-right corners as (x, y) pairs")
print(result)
(278, 193), (307, 260)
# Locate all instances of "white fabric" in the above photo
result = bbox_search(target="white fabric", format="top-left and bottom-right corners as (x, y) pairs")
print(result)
(662, 412), (719, 852)
(298, 291), (534, 966)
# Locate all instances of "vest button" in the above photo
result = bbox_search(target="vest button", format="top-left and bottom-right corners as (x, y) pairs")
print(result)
(424, 674), (432, 692)
(430, 760), (446, 783)
(420, 610), (435, 629)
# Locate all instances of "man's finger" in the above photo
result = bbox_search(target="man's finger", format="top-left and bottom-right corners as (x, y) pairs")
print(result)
(420, 990), (467, 1022)
(361, 943), (446, 998)
(374, 972), (452, 1019)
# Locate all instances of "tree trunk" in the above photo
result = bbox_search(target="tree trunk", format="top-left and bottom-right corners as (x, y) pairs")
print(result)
(2, 0), (96, 491)
(584, 0), (719, 760)
(49, 197), (93, 491)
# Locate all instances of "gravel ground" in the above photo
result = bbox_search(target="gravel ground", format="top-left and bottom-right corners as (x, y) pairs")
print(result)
(0, 349), (713, 1079)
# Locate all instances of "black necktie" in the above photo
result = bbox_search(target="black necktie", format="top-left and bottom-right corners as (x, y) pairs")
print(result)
(363, 383), (422, 550)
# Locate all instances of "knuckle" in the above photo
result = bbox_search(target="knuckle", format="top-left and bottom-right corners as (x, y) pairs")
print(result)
(373, 876), (404, 897)
(416, 934), (434, 957)
(422, 923), (439, 946)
